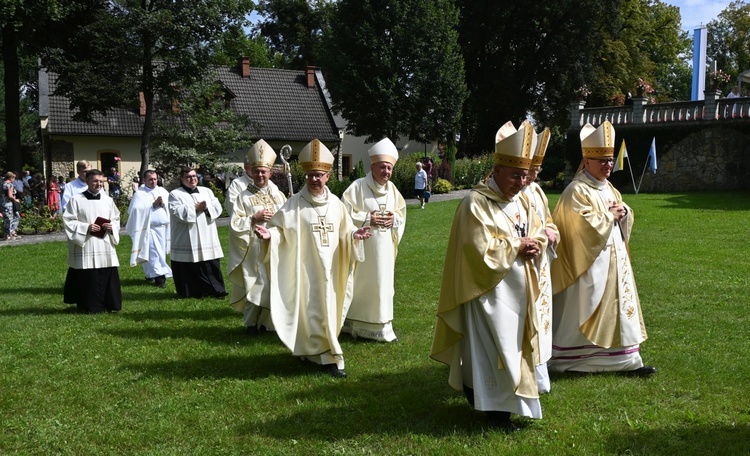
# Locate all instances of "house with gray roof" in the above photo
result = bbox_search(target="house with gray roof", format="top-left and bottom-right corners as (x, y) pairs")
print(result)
(39, 58), (347, 191)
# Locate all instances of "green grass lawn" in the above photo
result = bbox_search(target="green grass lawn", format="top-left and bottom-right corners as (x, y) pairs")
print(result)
(1, 191), (749, 455)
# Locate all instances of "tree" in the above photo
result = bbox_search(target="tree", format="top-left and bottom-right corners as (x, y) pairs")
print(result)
(708, 1), (750, 86)
(255, 0), (334, 69)
(209, 25), (275, 68)
(323, 0), (467, 146)
(42, 0), (254, 178)
(150, 77), (255, 184)
(1, 0), (92, 172)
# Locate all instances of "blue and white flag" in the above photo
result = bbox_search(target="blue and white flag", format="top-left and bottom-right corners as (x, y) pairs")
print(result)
(648, 137), (657, 174)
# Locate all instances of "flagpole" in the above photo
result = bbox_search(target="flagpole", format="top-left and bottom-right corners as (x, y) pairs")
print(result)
(627, 154), (638, 195)
(636, 155), (651, 194)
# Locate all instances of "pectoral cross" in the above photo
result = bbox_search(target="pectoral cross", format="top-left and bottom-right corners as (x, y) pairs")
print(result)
(377, 204), (388, 232)
(311, 216), (334, 246)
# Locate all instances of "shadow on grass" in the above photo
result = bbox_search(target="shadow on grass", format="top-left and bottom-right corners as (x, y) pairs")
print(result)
(607, 424), (750, 454)
(0, 304), (78, 316)
(247, 366), (533, 438)
(657, 192), (750, 211)
(0, 285), (62, 298)
(118, 352), (311, 381)
(116, 305), (235, 321)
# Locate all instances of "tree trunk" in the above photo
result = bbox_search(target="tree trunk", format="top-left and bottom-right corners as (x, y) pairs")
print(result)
(2, 25), (22, 173)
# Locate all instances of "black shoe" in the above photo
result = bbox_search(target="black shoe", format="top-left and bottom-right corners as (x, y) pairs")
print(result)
(214, 291), (228, 298)
(485, 411), (520, 432)
(244, 326), (260, 336)
(154, 276), (166, 288)
(320, 364), (347, 378)
(624, 366), (657, 377)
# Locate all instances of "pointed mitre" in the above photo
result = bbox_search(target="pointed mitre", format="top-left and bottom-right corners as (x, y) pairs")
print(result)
(580, 120), (615, 158)
(245, 139), (277, 168)
(531, 127), (551, 167)
(494, 120), (536, 170)
(299, 139), (334, 172)
(368, 138), (399, 165)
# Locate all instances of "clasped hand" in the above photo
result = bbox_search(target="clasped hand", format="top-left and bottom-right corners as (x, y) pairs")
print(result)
(609, 203), (627, 221)
(370, 210), (394, 229)
(519, 237), (540, 260)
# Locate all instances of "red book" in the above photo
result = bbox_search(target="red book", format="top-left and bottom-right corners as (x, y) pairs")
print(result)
(92, 217), (111, 238)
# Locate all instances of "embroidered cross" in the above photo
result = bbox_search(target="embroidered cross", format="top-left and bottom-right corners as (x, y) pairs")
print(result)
(377, 204), (389, 232)
(311, 216), (334, 246)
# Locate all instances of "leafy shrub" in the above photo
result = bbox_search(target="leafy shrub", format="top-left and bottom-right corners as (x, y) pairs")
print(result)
(432, 177), (453, 194)
(452, 153), (493, 189)
(17, 205), (64, 234)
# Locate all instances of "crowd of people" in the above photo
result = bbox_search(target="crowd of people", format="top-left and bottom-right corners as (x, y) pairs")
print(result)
(24, 123), (652, 432)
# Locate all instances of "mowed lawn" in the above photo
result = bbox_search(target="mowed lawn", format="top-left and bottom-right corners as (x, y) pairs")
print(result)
(1, 191), (749, 455)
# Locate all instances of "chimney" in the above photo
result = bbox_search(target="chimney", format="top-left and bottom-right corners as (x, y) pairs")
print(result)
(306, 65), (316, 88)
(240, 56), (250, 78)
(139, 92), (146, 117)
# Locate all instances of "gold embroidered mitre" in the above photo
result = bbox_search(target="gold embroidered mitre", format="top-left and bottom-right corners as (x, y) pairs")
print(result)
(580, 120), (615, 158)
(494, 120), (537, 170)
(531, 127), (551, 167)
(246, 139), (277, 169)
(368, 138), (399, 165)
(299, 139), (334, 172)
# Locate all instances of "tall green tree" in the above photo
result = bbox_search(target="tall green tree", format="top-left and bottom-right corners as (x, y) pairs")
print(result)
(323, 0), (467, 146)
(151, 77), (255, 183)
(457, 0), (617, 154)
(256, 0), (334, 69)
(208, 25), (274, 68)
(42, 0), (254, 177)
(708, 0), (750, 85)
(1, 0), (93, 172)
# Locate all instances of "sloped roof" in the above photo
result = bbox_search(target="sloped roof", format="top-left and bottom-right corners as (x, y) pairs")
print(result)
(46, 72), (144, 137)
(44, 65), (340, 142)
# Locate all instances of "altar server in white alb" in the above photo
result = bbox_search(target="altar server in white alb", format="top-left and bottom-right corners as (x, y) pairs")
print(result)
(254, 139), (372, 378)
(431, 121), (548, 431)
(127, 170), (172, 288)
(549, 120), (654, 377)
(169, 167), (227, 298)
(63, 169), (122, 313)
(228, 140), (286, 334)
(341, 138), (406, 342)
(225, 152), (255, 216)
(61, 160), (91, 210)
(520, 127), (559, 393)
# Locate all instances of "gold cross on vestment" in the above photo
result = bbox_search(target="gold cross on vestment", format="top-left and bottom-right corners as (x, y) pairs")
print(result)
(311, 216), (334, 246)
(376, 204), (388, 232)
(250, 193), (277, 214)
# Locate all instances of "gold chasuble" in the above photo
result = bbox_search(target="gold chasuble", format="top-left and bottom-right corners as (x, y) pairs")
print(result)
(264, 186), (364, 369)
(550, 170), (646, 350)
(430, 181), (547, 400)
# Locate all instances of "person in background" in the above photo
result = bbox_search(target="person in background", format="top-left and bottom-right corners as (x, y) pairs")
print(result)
(414, 162), (429, 209)
(341, 137), (407, 342)
(254, 139), (372, 378)
(549, 120), (655, 378)
(107, 167), (121, 199)
(127, 170), (172, 288)
(520, 127), (559, 394)
(727, 85), (741, 99)
(2, 172), (21, 241)
(62, 169), (122, 313)
(225, 151), (256, 216)
(168, 167), (226, 298)
(61, 161), (91, 211)
(228, 140), (286, 335)
(47, 175), (61, 213)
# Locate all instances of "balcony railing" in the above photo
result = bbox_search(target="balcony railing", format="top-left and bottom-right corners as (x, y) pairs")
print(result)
(570, 90), (750, 128)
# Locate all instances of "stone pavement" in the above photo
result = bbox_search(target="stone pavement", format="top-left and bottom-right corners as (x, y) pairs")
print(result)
(1, 188), (472, 248)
